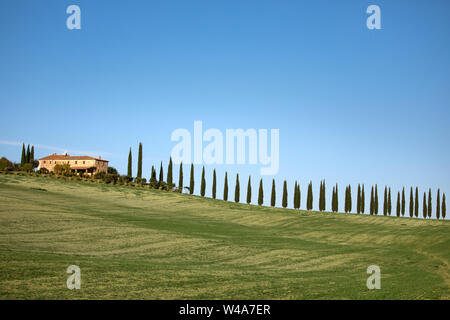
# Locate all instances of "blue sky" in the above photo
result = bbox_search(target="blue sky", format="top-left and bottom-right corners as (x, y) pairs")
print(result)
(1, 0), (449, 215)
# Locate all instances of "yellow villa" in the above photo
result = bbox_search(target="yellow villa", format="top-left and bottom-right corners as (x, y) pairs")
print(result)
(38, 153), (109, 176)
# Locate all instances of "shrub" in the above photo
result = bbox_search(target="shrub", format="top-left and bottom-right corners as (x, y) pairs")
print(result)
(94, 171), (107, 180)
(159, 181), (168, 191)
(149, 179), (159, 189)
(54, 163), (72, 176)
(37, 168), (49, 174)
(0, 157), (14, 171)
(22, 163), (34, 172)
(118, 175), (132, 184)
(107, 167), (118, 175)
(104, 174), (119, 184)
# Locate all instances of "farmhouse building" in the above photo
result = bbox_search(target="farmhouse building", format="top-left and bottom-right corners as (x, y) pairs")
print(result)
(38, 153), (108, 175)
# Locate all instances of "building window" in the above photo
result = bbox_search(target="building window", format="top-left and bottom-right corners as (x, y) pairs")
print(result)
(75, 161), (77, 164)
(83, 161), (85, 164)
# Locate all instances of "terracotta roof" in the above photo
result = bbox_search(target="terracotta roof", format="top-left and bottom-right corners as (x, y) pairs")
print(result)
(39, 154), (108, 162)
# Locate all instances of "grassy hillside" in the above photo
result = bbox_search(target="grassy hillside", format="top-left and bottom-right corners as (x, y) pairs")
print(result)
(0, 173), (448, 299)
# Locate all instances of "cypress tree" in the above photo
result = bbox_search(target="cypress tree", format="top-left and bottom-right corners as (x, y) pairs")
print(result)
(234, 174), (240, 203)
(423, 192), (427, 219)
(307, 181), (313, 210)
(396, 191), (400, 217)
(212, 169), (216, 199)
(320, 180), (325, 211)
(347, 186), (351, 213)
(127, 148), (132, 178)
(322, 180), (326, 211)
(30, 146), (34, 162)
(361, 185), (365, 214)
(370, 186), (374, 215)
(318, 181), (322, 211)
(137, 143), (143, 179)
(306, 182), (310, 210)
(335, 183), (338, 213)
(167, 157), (173, 188)
(331, 186), (334, 212)
(344, 186), (347, 213)
(246, 176), (251, 204)
(414, 187), (419, 218)
(357, 184), (361, 214)
(409, 187), (414, 217)
(200, 166), (206, 197)
(427, 188), (432, 218)
(383, 186), (387, 216)
(331, 186), (336, 212)
(436, 189), (440, 220)
(159, 162), (164, 185)
(348, 185), (352, 213)
(401, 187), (405, 216)
(26, 144), (30, 163)
(150, 165), (156, 185)
(293, 182), (299, 209)
(21, 143), (26, 165)
(335, 185), (339, 212)
(178, 162), (183, 193)
(223, 172), (228, 201)
(270, 179), (276, 207)
(293, 181), (297, 209)
(295, 182), (301, 209)
(388, 187), (392, 216)
(298, 184), (301, 209)
(282, 180), (288, 208)
(258, 179), (263, 206)
(442, 193), (446, 219)
(344, 186), (348, 213)
(189, 164), (194, 195)
(374, 185), (378, 215)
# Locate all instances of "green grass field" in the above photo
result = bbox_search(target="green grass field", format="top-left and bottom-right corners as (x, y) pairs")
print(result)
(0, 173), (448, 299)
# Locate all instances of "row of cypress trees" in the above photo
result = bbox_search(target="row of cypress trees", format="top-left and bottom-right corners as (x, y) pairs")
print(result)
(20, 143), (35, 165)
(127, 143), (175, 189)
(366, 185), (447, 219)
(125, 146), (446, 219)
(187, 167), (447, 219)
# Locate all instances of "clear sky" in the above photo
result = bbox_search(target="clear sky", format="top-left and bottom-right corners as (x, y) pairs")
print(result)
(1, 0), (449, 216)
